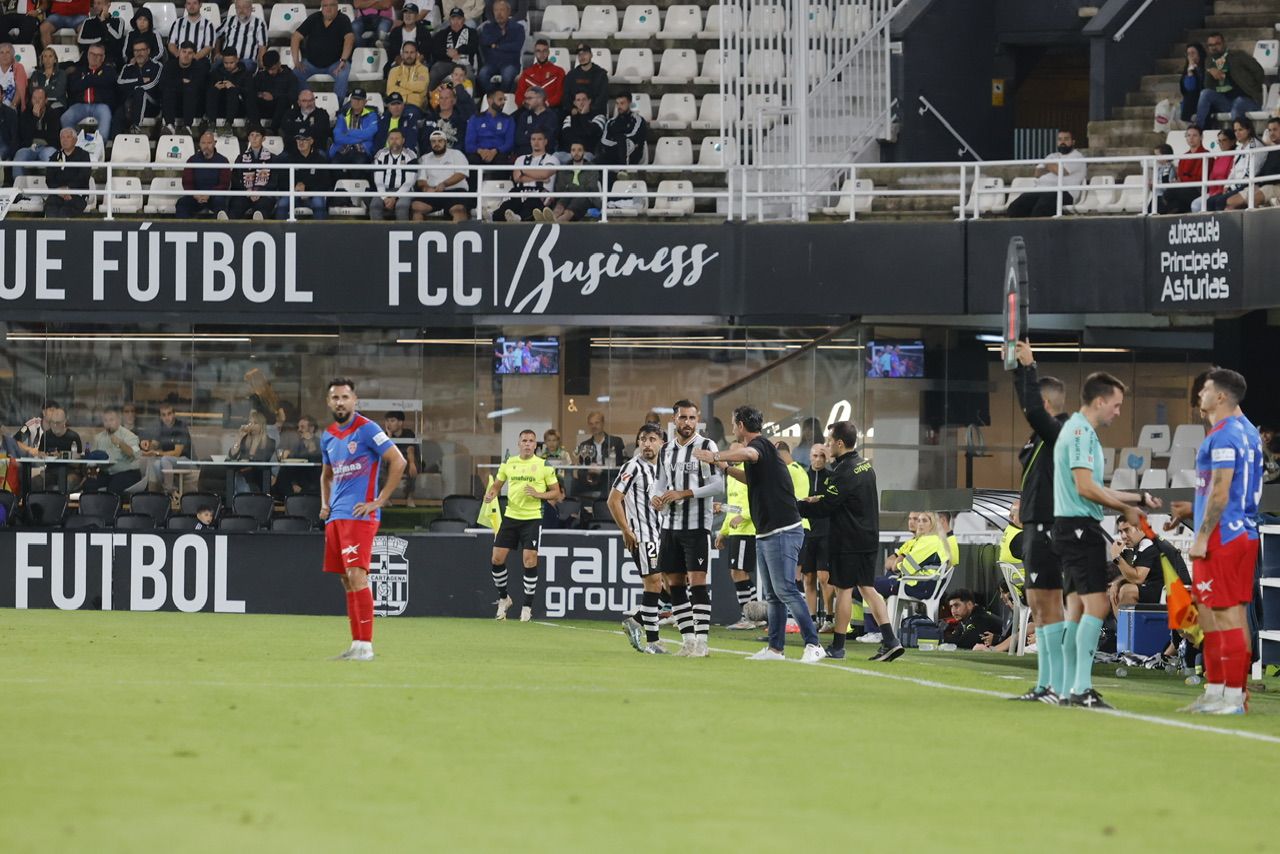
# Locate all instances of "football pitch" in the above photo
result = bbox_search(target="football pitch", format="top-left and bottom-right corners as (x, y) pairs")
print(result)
(3, 610), (1278, 853)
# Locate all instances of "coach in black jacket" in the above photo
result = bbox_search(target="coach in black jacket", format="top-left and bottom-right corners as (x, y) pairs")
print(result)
(798, 419), (901, 662)
(1010, 340), (1069, 701)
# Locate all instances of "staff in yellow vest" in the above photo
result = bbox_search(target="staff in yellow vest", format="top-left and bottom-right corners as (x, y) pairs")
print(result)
(859, 511), (955, 643)
(999, 499), (1026, 597)
(715, 443), (758, 629)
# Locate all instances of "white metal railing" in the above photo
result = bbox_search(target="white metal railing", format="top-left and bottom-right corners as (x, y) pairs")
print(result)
(1113, 0), (1158, 42)
(7, 144), (1278, 223)
(917, 95), (983, 161)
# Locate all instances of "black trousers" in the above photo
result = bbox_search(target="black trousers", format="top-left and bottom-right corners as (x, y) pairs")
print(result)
(494, 195), (545, 221)
(162, 81), (205, 125)
(1006, 190), (1073, 218)
(228, 195), (274, 219)
(206, 88), (247, 123)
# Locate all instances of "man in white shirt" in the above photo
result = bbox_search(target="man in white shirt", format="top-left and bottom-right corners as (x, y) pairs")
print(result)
(411, 129), (471, 221)
(493, 128), (557, 222)
(370, 127), (416, 220)
(1006, 129), (1087, 218)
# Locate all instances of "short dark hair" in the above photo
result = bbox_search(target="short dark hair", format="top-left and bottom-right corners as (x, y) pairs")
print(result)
(1270, 117), (1280, 127)
(386, 410), (405, 421)
(519, 429), (536, 438)
(221, 47), (237, 58)
(180, 40), (196, 50)
(1208, 31), (1225, 41)
(732, 405), (763, 433)
(535, 38), (549, 47)
(327, 377), (356, 394)
(637, 423), (663, 440)
(1205, 367), (1247, 404)
(1156, 143), (1174, 155)
(1234, 118), (1254, 136)
(946, 587), (976, 605)
(1038, 375), (1065, 399)
(827, 420), (859, 450)
(530, 129), (546, 139)
(774, 440), (790, 453)
(672, 399), (698, 413)
(1191, 369), (1213, 408)
(1081, 371), (1126, 405)
(196, 504), (215, 515)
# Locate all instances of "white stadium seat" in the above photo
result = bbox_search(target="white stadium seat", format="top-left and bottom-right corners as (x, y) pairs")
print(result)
(822, 178), (874, 217)
(1139, 468), (1167, 490)
(1248, 83), (1280, 119)
(647, 180), (694, 217)
(652, 48), (698, 85)
(745, 49), (785, 83)
(661, 5), (702, 37)
(747, 3), (786, 35)
(1110, 468), (1137, 490)
(1101, 446), (1116, 480)
(617, 4), (660, 39)
(742, 92), (782, 126)
(200, 2), (221, 27)
(1254, 39), (1279, 75)
(1115, 174), (1147, 213)
(694, 49), (737, 85)
(549, 47), (572, 73)
(13, 43), (35, 69)
(479, 93), (517, 115)
(607, 179), (648, 217)
(366, 92), (384, 113)
(806, 4), (833, 33)
(154, 133), (195, 165)
(144, 3), (178, 36)
(314, 91), (339, 119)
(268, 3), (307, 37)
(652, 136), (693, 167)
(10, 176), (46, 213)
(108, 1), (133, 27)
(835, 3), (870, 35)
(651, 93), (697, 130)
(263, 135), (285, 156)
(350, 47), (386, 81)
(1137, 424), (1171, 456)
(143, 177), (183, 215)
(107, 177), (144, 214)
(214, 134), (242, 161)
(330, 178), (371, 217)
(1117, 446), (1152, 477)
(591, 48), (613, 76)
(536, 4), (578, 38)
(1170, 469), (1197, 488)
(574, 5), (619, 39)
(629, 91), (653, 121)
(109, 134), (151, 164)
(50, 44), (79, 65)
(1171, 424), (1205, 449)
(954, 176), (1005, 215)
(612, 48), (654, 84)
(479, 179), (513, 219)
(699, 4), (741, 39)
(338, 5), (355, 22)
(692, 93), (736, 129)
(1070, 175), (1116, 214)
(698, 135), (736, 167)
(1166, 129), (1190, 156)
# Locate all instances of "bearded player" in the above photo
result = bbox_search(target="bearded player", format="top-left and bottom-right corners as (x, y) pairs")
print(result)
(320, 378), (406, 661)
(612, 423), (668, 654)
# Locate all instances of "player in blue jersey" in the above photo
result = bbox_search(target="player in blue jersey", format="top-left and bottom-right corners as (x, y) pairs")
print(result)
(1168, 369), (1262, 714)
(319, 378), (406, 661)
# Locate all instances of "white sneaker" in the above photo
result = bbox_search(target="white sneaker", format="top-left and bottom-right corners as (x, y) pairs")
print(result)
(856, 632), (882, 644)
(1205, 695), (1247, 715)
(348, 642), (374, 662)
(1177, 691), (1223, 714)
(495, 595), (512, 620)
(519, 605), (532, 622)
(673, 638), (695, 657)
(688, 637), (710, 657)
(329, 643), (356, 660)
(747, 647), (786, 661)
(800, 643), (827, 664)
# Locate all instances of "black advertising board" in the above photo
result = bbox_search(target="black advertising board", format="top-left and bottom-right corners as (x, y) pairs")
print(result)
(1145, 213), (1243, 312)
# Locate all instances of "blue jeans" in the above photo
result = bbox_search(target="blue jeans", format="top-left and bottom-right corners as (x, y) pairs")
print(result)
(13, 146), (55, 177)
(757, 526), (819, 650)
(295, 59), (351, 105)
(276, 195), (328, 219)
(477, 62), (519, 94)
(61, 102), (114, 142)
(1195, 89), (1259, 131)
(351, 15), (391, 43)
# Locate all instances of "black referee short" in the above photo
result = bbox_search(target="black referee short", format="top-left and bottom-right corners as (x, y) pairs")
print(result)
(495, 517), (542, 551)
(800, 532), (829, 575)
(1052, 517), (1110, 596)
(1022, 522), (1064, 591)
(725, 534), (756, 574)
(827, 551), (875, 590)
(659, 528), (710, 575)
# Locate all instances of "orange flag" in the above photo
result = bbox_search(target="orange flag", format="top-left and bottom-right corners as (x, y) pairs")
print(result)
(1138, 515), (1202, 645)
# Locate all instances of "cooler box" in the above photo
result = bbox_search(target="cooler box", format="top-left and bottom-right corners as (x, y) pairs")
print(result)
(1117, 606), (1168, 656)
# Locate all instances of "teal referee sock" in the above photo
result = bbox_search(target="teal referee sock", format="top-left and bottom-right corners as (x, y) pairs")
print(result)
(1071, 614), (1105, 696)
(1060, 620), (1079, 697)
(1037, 621), (1065, 693)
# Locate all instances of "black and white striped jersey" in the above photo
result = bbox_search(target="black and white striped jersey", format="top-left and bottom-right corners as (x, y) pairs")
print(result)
(611, 456), (661, 543)
(656, 434), (722, 532)
(218, 13), (267, 64)
(168, 16), (217, 54)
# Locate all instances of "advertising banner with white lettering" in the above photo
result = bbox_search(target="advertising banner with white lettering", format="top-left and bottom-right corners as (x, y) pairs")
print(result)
(1146, 213), (1243, 312)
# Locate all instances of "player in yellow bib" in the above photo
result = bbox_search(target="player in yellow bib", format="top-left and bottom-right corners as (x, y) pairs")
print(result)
(484, 429), (563, 622)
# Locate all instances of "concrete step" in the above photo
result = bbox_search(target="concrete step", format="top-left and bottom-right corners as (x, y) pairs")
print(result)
(1127, 88), (1179, 107)
(1185, 26), (1277, 43)
(1206, 13), (1280, 27)
(1213, 0), (1280, 16)
(1090, 117), (1162, 134)
(1154, 57), (1186, 74)
(1140, 73), (1182, 92)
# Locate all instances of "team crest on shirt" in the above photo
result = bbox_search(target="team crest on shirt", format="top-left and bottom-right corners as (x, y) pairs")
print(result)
(348, 440), (358, 454)
(370, 535), (411, 616)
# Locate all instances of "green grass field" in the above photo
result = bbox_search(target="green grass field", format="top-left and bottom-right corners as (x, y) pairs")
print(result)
(3, 609), (1279, 853)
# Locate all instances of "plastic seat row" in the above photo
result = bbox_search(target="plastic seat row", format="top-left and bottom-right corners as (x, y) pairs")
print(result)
(536, 3), (872, 41)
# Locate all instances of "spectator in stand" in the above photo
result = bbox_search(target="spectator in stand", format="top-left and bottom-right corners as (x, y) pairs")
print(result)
(0, 3), (40, 47)
(292, 0), (354, 106)
(1151, 143), (1177, 214)
(411, 128), (470, 221)
(44, 127), (90, 216)
(0, 42), (28, 113)
(161, 41), (208, 133)
(597, 92), (646, 168)
(139, 402), (193, 493)
(124, 8), (163, 67)
(538, 429), (573, 466)
(229, 124), (278, 220)
(206, 47), (252, 125)
(350, 0), (393, 47)
(464, 85), (512, 164)
(218, 0), (268, 73)
(419, 82), (466, 149)
(1179, 42), (1206, 125)
(14, 401), (58, 457)
(0, 95), (17, 163)
(61, 43), (116, 141)
(1195, 32), (1264, 131)
(14, 86), (61, 175)
(370, 126), (416, 220)
(115, 40), (162, 134)
(166, 0), (216, 62)
(429, 7), (478, 90)
(1191, 129), (1236, 212)
(381, 410), (418, 506)
(374, 90), (421, 151)
(942, 588), (1004, 651)
(512, 84), (556, 157)
(328, 86), (378, 169)
(77, 0), (124, 67)
(1262, 425), (1280, 484)
(1005, 129), (1085, 218)
(279, 86), (329, 154)
(1162, 124), (1208, 214)
(40, 0), (91, 51)
(386, 40), (429, 108)
(456, 0), (483, 25)
(227, 409), (276, 494)
(1212, 116), (1268, 210)
(28, 47), (68, 110)
(516, 39), (564, 108)
(494, 129), (555, 221)
(273, 414), (322, 497)
(1107, 518), (1188, 616)
(562, 42), (608, 114)
(250, 50), (299, 131)
(385, 3), (428, 76)
(176, 130), (231, 218)
(558, 90), (602, 163)
(538, 141), (597, 222)
(475, 0), (521, 95)
(446, 63), (476, 113)
(1227, 117), (1280, 209)
(82, 406), (144, 496)
(277, 130), (331, 219)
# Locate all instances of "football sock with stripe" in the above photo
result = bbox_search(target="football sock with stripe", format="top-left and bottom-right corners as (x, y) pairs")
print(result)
(668, 584), (693, 637)
(640, 591), (661, 643)
(734, 578), (754, 606)
(690, 584), (711, 639)
(491, 564), (509, 599)
(1060, 620), (1079, 695)
(522, 569), (538, 607)
(345, 590), (359, 641)
(1037, 621), (1065, 693)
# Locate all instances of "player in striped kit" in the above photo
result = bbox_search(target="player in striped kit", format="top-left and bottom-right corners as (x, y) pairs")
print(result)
(610, 423), (669, 654)
(652, 400), (723, 657)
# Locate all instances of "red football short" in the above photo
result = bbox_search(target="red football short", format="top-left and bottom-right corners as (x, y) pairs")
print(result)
(1192, 528), (1259, 609)
(323, 518), (380, 574)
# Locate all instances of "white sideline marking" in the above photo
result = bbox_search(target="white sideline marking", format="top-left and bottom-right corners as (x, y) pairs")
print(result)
(536, 622), (1280, 746)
